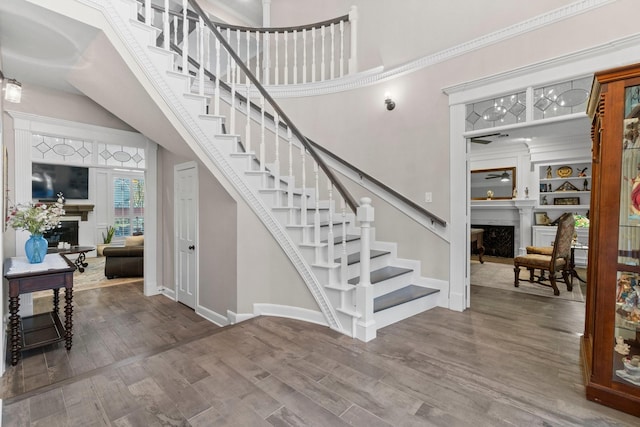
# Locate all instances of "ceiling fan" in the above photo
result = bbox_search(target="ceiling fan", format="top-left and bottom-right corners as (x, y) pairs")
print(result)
(485, 172), (511, 182)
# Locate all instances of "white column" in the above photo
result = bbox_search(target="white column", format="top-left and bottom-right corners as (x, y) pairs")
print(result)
(355, 197), (375, 342)
(515, 200), (536, 256)
(449, 103), (467, 311)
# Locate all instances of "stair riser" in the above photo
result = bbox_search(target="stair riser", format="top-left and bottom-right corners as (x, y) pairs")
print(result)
(343, 254), (392, 278)
(374, 293), (439, 330)
(369, 273), (417, 298)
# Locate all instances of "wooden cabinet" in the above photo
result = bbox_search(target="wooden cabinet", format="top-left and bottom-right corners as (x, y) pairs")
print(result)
(583, 63), (640, 416)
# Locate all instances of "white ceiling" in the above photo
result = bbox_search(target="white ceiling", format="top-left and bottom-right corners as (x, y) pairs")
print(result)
(0, 0), (262, 95)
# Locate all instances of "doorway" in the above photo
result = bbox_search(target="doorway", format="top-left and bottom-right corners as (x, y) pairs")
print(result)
(174, 162), (198, 309)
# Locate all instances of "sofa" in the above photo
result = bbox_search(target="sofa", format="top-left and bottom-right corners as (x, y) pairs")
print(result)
(103, 235), (144, 278)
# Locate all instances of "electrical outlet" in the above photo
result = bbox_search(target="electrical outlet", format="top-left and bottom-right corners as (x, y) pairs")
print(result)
(425, 192), (432, 203)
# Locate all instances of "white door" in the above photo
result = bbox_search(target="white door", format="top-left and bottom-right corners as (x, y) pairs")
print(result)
(175, 162), (198, 309)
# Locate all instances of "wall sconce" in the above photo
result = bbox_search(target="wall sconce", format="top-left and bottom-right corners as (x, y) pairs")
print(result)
(384, 92), (395, 111)
(0, 70), (22, 103)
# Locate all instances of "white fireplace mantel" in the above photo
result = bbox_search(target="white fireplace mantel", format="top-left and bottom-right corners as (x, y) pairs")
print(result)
(471, 199), (537, 256)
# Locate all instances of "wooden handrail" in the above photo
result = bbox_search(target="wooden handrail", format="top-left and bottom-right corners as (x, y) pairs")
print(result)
(144, 2), (349, 34)
(188, 0), (359, 212)
(169, 44), (446, 228)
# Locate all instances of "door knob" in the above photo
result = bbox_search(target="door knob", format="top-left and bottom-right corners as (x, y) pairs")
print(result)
(188, 245), (195, 250)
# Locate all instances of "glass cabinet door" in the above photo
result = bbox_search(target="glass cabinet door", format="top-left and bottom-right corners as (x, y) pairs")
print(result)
(614, 84), (640, 388)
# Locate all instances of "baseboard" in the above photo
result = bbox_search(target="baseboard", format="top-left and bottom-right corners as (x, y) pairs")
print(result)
(196, 304), (229, 327)
(253, 303), (328, 327)
(160, 287), (176, 300)
(227, 310), (256, 325)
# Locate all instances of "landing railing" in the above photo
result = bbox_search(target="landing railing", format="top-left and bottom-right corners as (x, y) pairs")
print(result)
(139, 0), (357, 86)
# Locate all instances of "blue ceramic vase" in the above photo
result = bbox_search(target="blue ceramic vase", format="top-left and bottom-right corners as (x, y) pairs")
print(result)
(25, 233), (48, 264)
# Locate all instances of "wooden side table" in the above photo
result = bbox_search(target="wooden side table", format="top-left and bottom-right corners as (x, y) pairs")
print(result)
(3, 254), (75, 366)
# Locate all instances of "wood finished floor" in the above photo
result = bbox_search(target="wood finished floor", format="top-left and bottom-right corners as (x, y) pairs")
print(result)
(2, 283), (639, 426)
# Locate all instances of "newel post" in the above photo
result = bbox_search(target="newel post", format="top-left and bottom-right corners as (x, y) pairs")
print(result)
(355, 197), (375, 341)
(348, 5), (358, 74)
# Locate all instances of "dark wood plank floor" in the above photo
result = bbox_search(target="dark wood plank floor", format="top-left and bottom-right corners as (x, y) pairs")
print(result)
(2, 283), (639, 426)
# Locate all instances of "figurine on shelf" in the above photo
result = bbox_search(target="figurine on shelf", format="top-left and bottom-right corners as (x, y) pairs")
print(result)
(578, 167), (588, 177)
(525, 187), (529, 198)
(546, 166), (552, 179)
(542, 195), (548, 205)
(583, 179), (589, 191)
(512, 188), (517, 199)
(615, 336), (631, 356)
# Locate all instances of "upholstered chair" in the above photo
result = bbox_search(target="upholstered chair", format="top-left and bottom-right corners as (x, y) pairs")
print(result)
(513, 213), (575, 295)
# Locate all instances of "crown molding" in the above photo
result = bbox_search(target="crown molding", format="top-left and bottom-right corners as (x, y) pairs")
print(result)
(262, 0), (614, 99)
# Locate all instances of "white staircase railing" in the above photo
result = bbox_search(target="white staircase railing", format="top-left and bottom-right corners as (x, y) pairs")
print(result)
(140, 1), (358, 87)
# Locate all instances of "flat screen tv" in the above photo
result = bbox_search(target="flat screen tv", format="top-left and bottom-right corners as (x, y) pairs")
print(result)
(32, 163), (89, 200)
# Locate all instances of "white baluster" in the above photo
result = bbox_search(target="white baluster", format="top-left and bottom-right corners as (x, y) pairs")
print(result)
(313, 160), (320, 249)
(284, 31), (289, 85)
(226, 28), (231, 85)
(263, 32), (270, 85)
(320, 26), (326, 81)
(173, 16), (178, 46)
(330, 23), (335, 80)
(163, 0), (170, 50)
(181, 0), (188, 74)
(145, 0), (151, 25)
(255, 30), (260, 82)
(327, 182), (335, 269)
(230, 61), (236, 134)
(302, 29), (307, 84)
(311, 28), (316, 83)
(349, 6), (358, 74)
(245, 83), (252, 152)
(236, 29), (241, 85)
(274, 32), (279, 85)
(356, 197), (375, 341)
(300, 147), (307, 230)
(339, 20), (345, 77)
(287, 128), (294, 209)
(340, 198), (348, 286)
(198, 18), (204, 96)
(273, 113), (280, 191)
(260, 96), (266, 176)
(214, 36), (221, 115)
(246, 30), (251, 84)
(293, 30), (298, 85)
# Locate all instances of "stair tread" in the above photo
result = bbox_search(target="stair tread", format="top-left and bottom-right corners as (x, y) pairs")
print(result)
(374, 285), (439, 313)
(323, 234), (360, 245)
(347, 266), (413, 285)
(336, 250), (390, 265)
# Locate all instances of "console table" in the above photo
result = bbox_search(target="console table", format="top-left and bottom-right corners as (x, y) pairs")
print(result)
(47, 245), (95, 273)
(3, 254), (75, 366)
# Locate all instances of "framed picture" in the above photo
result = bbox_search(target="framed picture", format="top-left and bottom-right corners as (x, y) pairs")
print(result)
(535, 212), (550, 225)
(554, 197), (580, 205)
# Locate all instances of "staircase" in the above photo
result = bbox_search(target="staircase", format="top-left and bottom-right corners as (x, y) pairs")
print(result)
(48, 0), (447, 341)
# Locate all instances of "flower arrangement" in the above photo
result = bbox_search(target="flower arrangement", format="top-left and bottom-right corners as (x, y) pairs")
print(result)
(6, 193), (65, 235)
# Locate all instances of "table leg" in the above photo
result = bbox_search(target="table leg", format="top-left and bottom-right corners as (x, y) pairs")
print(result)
(74, 251), (88, 273)
(53, 288), (60, 313)
(569, 247), (587, 284)
(9, 295), (20, 366)
(64, 286), (73, 350)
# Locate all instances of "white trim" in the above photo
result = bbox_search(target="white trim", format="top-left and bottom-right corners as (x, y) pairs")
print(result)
(160, 287), (176, 300)
(227, 310), (257, 324)
(196, 304), (229, 327)
(444, 33), (640, 104)
(244, 0), (613, 99)
(254, 303), (329, 327)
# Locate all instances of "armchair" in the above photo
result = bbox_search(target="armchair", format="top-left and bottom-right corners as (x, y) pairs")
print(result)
(513, 213), (575, 296)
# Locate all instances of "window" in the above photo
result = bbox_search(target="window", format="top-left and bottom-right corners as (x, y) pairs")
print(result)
(113, 175), (144, 237)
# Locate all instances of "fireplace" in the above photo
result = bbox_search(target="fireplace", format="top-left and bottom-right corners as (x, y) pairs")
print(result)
(44, 220), (79, 247)
(471, 224), (515, 258)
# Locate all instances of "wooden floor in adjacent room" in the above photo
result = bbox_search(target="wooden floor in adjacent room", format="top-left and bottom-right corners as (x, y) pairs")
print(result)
(2, 282), (639, 426)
